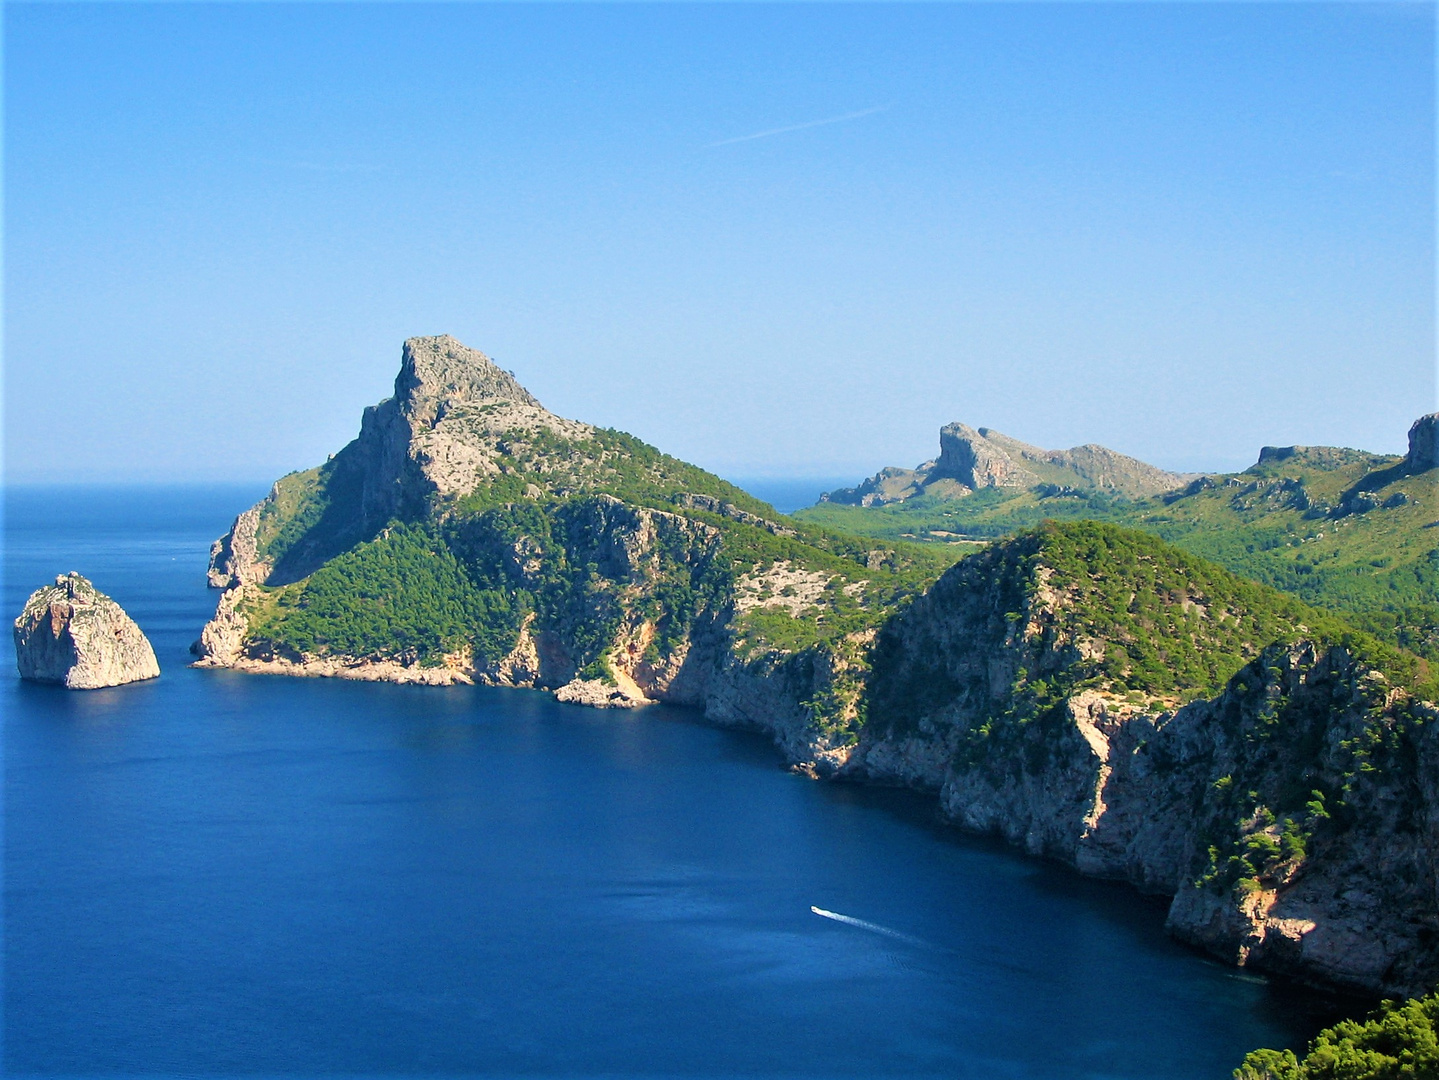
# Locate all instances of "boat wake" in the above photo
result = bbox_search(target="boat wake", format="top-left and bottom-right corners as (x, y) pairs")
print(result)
(810, 905), (928, 948)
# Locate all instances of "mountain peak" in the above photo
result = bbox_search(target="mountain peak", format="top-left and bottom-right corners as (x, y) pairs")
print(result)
(825, 423), (1190, 506)
(1407, 413), (1437, 473)
(397, 335), (543, 423)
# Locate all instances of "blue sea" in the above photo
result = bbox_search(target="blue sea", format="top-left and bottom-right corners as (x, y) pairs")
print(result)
(3, 486), (1339, 1078)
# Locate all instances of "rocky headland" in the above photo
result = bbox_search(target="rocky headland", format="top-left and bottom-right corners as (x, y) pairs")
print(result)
(15, 573), (160, 689)
(194, 334), (1439, 999)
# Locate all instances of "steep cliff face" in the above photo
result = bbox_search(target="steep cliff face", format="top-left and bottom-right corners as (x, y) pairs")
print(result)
(1159, 646), (1439, 996)
(207, 505), (266, 588)
(934, 422), (1039, 490)
(207, 336), (593, 589)
(852, 522), (1439, 996)
(1407, 413), (1438, 473)
(14, 573), (160, 689)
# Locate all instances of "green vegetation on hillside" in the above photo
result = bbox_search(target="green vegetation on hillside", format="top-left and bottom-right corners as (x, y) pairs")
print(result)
(244, 522), (527, 664)
(797, 484), (1129, 540)
(239, 458), (961, 669)
(449, 426), (779, 519)
(240, 420), (965, 666)
(244, 497), (727, 669)
(1028, 521), (1379, 698)
(868, 521), (1434, 774)
(798, 450), (1438, 666)
(1235, 990), (1439, 1080)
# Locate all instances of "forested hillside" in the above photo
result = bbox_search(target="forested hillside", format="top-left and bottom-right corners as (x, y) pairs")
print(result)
(797, 418), (1438, 665)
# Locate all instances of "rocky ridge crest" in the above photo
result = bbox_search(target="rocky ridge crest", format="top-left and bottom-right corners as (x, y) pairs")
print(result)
(824, 423), (1193, 506)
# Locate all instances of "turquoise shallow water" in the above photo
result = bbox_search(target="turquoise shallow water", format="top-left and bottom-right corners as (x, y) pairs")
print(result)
(3, 486), (1337, 1077)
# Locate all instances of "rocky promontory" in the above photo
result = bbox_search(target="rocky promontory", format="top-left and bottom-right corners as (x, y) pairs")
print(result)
(1406, 412), (1437, 473)
(823, 423), (1195, 506)
(14, 573), (160, 689)
(851, 521), (1439, 997)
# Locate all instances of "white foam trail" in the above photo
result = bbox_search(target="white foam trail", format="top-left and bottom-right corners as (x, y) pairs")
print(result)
(810, 905), (927, 947)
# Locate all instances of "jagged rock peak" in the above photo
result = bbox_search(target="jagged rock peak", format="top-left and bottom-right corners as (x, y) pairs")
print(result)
(825, 423), (1189, 506)
(936, 423), (1038, 489)
(1407, 413), (1437, 473)
(204, 334), (595, 588)
(13, 573), (160, 689)
(395, 335), (542, 426)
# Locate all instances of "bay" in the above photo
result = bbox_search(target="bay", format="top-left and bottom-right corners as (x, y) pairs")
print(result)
(3, 486), (1334, 1077)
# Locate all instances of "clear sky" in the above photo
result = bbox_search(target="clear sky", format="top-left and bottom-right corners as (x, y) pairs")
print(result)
(5, 2), (1434, 487)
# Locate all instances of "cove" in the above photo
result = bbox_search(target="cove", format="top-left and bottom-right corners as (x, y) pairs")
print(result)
(3, 486), (1337, 1077)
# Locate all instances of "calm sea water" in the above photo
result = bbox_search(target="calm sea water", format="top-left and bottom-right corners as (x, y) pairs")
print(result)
(3, 486), (1337, 1078)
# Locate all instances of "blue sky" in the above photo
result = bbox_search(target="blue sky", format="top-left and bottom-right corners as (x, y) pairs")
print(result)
(5, 2), (1434, 486)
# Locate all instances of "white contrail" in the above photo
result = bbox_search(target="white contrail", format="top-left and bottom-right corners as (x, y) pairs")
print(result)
(810, 905), (927, 947)
(708, 106), (889, 147)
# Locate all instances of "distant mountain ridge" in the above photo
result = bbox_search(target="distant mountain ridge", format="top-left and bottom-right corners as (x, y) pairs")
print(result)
(822, 422), (1196, 506)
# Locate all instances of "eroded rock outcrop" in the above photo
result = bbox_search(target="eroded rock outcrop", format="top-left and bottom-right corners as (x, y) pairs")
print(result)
(207, 335), (593, 588)
(208, 505), (266, 588)
(14, 573), (160, 689)
(1406, 413), (1437, 474)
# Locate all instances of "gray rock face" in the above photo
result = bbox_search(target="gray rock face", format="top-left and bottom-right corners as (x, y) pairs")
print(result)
(207, 505), (266, 588)
(1407, 413), (1437, 473)
(352, 335), (589, 522)
(14, 573), (160, 689)
(935, 423), (1038, 489)
(206, 335), (594, 588)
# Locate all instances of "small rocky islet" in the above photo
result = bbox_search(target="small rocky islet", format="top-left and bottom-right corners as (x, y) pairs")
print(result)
(13, 572), (159, 689)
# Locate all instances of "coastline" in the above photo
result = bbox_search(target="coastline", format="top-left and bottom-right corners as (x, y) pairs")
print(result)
(191, 627), (1439, 1004)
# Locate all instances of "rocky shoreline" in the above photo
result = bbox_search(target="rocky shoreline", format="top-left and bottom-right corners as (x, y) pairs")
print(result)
(192, 578), (1439, 1001)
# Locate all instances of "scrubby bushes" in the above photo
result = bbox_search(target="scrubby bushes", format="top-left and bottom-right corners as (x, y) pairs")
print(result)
(1236, 990), (1439, 1079)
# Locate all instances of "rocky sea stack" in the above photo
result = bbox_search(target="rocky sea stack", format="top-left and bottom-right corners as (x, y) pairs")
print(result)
(14, 573), (160, 689)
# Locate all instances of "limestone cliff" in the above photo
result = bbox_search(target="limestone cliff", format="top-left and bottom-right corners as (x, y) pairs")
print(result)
(14, 573), (160, 689)
(824, 423), (1193, 506)
(1407, 413), (1438, 474)
(206, 335), (593, 590)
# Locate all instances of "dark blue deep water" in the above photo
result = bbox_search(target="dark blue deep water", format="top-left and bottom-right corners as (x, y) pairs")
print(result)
(4, 486), (1336, 1078)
